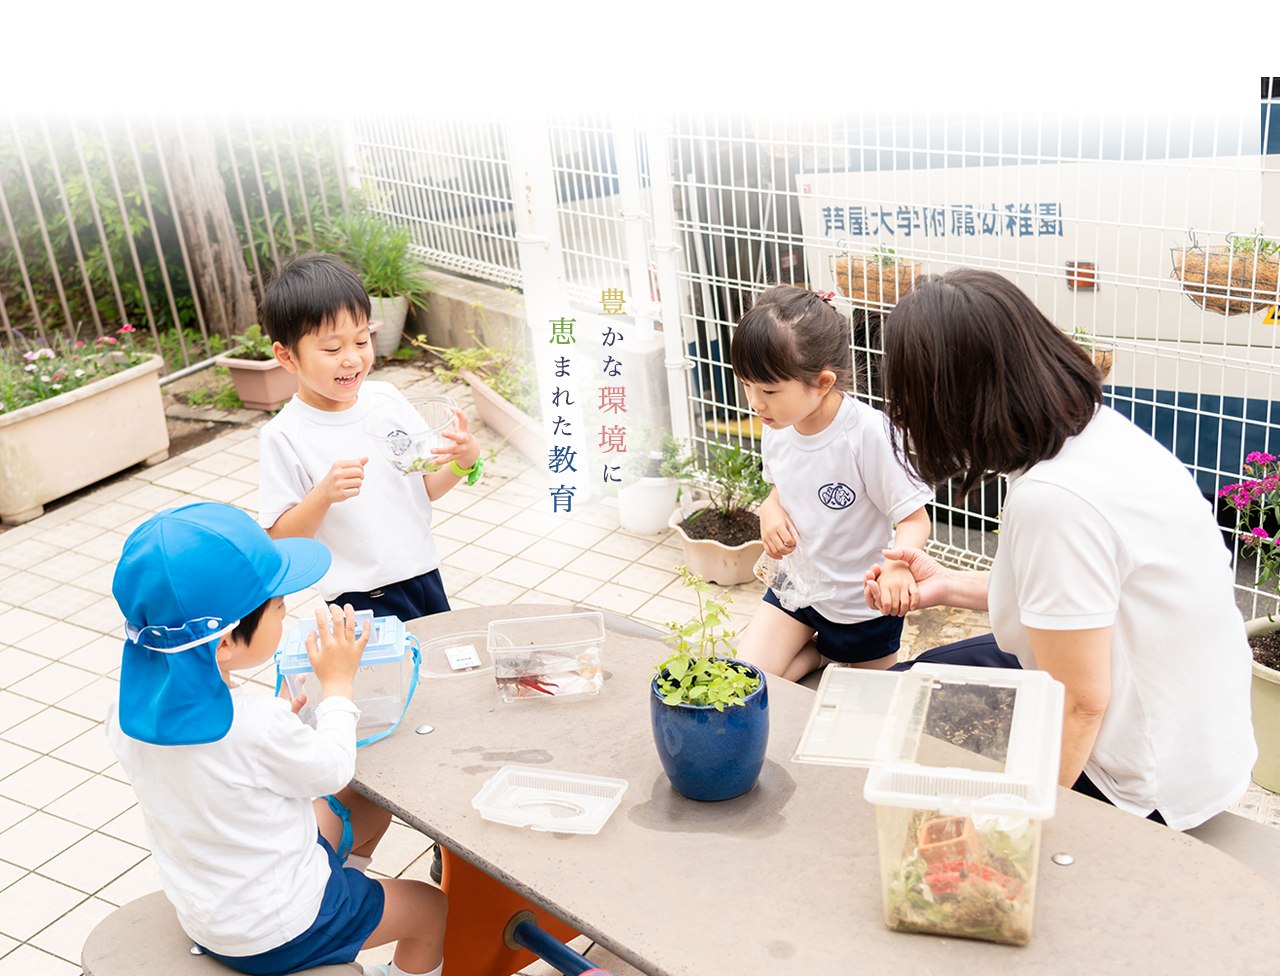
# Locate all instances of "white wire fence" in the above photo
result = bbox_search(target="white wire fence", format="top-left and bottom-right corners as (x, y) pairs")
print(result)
(8, 99), (1280, 615)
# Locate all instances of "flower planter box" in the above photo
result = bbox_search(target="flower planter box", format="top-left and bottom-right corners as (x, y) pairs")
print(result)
(214, 355), (297, 411)
(1171, 246), (1280, 316)
(458, 368), (545, 467)
(0, 355), (169, 524)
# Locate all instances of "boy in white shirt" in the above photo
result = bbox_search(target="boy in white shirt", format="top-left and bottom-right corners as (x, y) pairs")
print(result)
(105, 502), (447, 976)
(257, 252), (481, 620)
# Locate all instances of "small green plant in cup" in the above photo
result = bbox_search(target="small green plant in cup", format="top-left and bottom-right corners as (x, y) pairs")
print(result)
(227, 324), (275, 361)
(655, 566), (760, 711)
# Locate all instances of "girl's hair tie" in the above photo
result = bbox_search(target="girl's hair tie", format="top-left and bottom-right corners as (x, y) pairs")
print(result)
(817, 290), (836, 305)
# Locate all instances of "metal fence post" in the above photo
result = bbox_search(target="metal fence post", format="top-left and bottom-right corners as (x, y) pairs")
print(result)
(507, 115), (584, 506)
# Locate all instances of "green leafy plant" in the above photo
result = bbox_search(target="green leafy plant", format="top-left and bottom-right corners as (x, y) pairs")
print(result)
(654, 566), (760, 711)
(410, 328), (539, 418)
(687, 441), (770, 521)
(620, 427), (698, 485)
(872, 244), (900, 266)
(223, 324), (275, 362)
(311, 213), (434, 308)
(1226, 228), (1280, 259)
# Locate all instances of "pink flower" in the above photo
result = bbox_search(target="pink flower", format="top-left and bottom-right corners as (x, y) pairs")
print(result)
(95, 336), (117, 345)
(23, 364), (36, 372)
(1247, 452), (1276, 466)
(39, 375), (49, 382)
(74, 341), (84, 349)
(36, 348), (54, 359)
(116, 324), (136, 334)
(1252, 527), (1272, 541)
(22, 351), (37, 361)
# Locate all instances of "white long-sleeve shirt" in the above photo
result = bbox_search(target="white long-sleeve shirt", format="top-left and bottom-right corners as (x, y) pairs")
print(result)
(105, 688), (360, 955)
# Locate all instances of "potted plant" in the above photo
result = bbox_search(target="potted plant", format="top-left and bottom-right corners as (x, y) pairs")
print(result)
(0, 326), (167, 524)
(1171, 230), (1280, 316)
(215, 324), (295, 411)
(833, 245), (921, 308)
(1218, 451), (1280, 790)
(618, 429), (696, 536)
(650, 566), (769, 801)
(667, 442), (770, 585)
(320, 213), (434, 356)
(411, 330), (545, 466)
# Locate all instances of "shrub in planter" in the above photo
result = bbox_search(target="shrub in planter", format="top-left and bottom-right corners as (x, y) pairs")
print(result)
(410, 331), (545, 465)
(650, 567), (769, 801)
(318, 213), (434, 356)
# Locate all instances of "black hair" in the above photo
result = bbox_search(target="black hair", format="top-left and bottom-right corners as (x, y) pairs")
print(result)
(229, 597), (273, 647)
(883, 268), (1103, 500)
(258, 252), (371, 349)
(729, 285), (854, 392)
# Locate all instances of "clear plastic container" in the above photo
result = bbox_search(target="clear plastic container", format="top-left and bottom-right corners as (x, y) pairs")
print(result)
(364, 394), (458, 476)
(487, 612), (605, 702)
(277, 611), (411, 732)
(471, 765), (628, 834)
(862, 664), (1064, 946)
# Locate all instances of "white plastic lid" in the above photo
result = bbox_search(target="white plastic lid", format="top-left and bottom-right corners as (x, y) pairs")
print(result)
(792, 667), (907, 767)
(471, 765), (628, 834)
(862, 663), (1064, 820)
(277, 613), (406, 674)
(487, 612), (606, 654)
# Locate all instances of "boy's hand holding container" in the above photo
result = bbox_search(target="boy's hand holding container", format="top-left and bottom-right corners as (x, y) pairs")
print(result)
(306, 603), (371, 703)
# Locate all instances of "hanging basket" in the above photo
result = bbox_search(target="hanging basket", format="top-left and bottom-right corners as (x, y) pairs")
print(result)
(1170, 242), (1280, 316)
(833, 255), (921, 309)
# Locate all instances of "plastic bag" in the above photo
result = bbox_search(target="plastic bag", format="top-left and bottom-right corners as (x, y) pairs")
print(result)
(753, 545), (836, 612)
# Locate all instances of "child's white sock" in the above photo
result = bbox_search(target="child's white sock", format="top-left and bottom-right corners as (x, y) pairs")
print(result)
(356, 965), (389, 976)
(390, 960), (442, 976)
(345, 854), (372, 874)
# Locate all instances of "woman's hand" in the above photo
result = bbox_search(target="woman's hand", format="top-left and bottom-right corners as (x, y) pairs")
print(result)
(864, 546), (949, 612)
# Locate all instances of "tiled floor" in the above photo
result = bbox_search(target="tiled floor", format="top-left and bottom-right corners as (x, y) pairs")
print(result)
(1, 361), (1277, 974)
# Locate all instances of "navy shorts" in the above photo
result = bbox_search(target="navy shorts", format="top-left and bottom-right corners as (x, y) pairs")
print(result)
(763, 588), (904, 664)
(333, 568), (450, 622)
(202, 832), (385, 975)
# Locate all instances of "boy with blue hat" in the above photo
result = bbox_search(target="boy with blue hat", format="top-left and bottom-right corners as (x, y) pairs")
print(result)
(105, 502), (447, 976)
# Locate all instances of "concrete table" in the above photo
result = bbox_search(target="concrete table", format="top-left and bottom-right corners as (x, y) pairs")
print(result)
(352, 605), (1280, 975)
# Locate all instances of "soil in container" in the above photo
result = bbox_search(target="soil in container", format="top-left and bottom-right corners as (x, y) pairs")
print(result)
(677, 509), (761, 548)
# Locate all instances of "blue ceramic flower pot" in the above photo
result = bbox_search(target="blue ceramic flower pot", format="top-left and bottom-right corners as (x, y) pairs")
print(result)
(649, 659), (769, 801)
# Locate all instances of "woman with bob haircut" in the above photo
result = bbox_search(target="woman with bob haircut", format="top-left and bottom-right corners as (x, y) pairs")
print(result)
(863, 268), (1256, 830)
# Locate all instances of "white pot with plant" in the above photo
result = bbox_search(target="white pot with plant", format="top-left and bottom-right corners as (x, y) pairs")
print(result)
(618, 430), (696, 536)
(1219, 450), (1280, 791)
(668, 442), (769, 585)
(0, 326), (168, 523)
(650, 566), (769, 801)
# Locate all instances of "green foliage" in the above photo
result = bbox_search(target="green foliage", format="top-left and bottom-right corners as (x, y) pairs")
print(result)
(654, 566), (759, 711)
(410, 328), (539, 418)
(872, 245), (900, 266)
(154, 327), (228, 373)
(1226, 228), (1280, 259)
(620, 427), (697, 485)
(1220, 452), (1280, 617)
(307, 213), (434, 308)
(224, 324), (274, 362)
(182, 368), (244, 410)
(0, 325), (151, 415)
(388, 345), (418, 361)
(688, 441), (769, 519)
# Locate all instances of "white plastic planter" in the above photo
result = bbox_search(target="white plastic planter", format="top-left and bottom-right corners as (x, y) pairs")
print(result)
(0, 355), (169, 524)
(618, 476), (679, 536)
(667, 503), (763, 586)
(369, 294), (410, 357)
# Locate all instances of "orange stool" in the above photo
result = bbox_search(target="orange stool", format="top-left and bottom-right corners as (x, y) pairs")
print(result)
(440, 847), (581, 976)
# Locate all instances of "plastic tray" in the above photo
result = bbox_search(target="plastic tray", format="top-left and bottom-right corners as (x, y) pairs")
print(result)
(471, 765), (628, 834)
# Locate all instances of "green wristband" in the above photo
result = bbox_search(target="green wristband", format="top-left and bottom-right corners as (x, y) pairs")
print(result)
(449, 456), (484, 485)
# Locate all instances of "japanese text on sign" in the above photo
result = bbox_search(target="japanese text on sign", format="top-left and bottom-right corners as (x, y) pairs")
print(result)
(820, 203), (1064, 238)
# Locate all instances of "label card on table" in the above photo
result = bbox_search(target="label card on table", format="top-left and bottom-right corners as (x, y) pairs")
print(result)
(444, 643), (483, 671)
